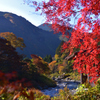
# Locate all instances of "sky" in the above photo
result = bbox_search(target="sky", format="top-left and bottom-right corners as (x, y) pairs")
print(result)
(0, 0), (49, 26)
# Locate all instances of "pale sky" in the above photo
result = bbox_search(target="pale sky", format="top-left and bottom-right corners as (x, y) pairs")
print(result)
(0, 0), (49, 26)
(0, 0), (78, 27)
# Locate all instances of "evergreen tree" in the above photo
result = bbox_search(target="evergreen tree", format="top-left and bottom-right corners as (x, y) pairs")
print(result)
(43, 55), (52, 63)
(55, 41), (64, 57)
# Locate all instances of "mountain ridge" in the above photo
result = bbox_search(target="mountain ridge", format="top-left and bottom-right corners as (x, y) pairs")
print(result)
(0, 11), (61, 58)
(38, 23), (53, 31)
(38, 23), (73, 42)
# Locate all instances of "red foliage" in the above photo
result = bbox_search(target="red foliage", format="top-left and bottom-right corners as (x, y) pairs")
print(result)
(0, 71), (34, 99)
(33, 0), (100, 82)
(31, 54), (41, 60)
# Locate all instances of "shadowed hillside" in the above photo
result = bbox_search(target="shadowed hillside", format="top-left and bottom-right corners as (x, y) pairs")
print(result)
(38, 23), (73, 42)
(0, 11), (61, 58)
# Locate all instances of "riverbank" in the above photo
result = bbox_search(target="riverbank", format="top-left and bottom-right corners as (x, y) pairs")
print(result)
(41, 78), (81, 97)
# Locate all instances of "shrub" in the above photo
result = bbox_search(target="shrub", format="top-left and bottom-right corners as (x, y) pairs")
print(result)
(73, 82), (100, 100)
(52, 87), (73, 100)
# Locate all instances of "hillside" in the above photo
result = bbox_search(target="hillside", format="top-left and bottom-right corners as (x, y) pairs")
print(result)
(38, 23), (73, 41)
(0, 11), (61, 58)
(38, 23), (52, 31)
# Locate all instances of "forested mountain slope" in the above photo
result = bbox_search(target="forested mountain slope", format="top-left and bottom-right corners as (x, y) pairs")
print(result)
(0, 11), (61, 58)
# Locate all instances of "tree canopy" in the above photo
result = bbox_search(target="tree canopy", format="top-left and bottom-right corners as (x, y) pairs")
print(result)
(43, 54), (52, 63)
(30, 0), (100, 83)
(0, 38), (21, 72)
(0, 32), (26, 50)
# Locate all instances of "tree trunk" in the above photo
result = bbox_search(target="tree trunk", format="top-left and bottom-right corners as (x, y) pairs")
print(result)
(81, 73), (88, 84)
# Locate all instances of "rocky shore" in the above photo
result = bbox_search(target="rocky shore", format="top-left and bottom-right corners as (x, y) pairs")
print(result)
(41, 76), (81, 97)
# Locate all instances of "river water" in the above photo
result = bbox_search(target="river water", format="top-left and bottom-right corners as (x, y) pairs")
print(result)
(41, 79), (80, 97)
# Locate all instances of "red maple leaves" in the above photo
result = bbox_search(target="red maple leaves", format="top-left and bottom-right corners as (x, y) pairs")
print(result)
(28, 0), (100, 82)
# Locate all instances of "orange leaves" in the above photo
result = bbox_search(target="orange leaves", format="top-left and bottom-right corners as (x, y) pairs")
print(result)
(58, 65), (64, 74)
(0, 32), (26, 50)
(0, 87), (7, 95)
(13, 92), (21, 100)
(13, 89), (35, 100)
(31, 54), (50, 74)
(49, 60), (57, 72)
(49, 60), (56, 67)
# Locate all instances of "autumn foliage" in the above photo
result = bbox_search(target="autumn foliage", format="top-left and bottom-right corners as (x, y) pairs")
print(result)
(32, 0), (100, 82)
(0, 32), (26, 50)
(31, 54), (50, 74)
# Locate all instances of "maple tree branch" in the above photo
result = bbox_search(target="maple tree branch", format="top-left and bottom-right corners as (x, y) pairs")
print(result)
(65, 45), (100, 61)
(65, 51), (78, 60)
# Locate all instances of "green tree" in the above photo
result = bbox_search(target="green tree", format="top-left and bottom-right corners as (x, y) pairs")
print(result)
(55, 41), (64, 57)
(43, 54), (52, 63)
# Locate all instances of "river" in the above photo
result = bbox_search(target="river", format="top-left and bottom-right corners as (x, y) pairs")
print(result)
(41, 79), (80, 97)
